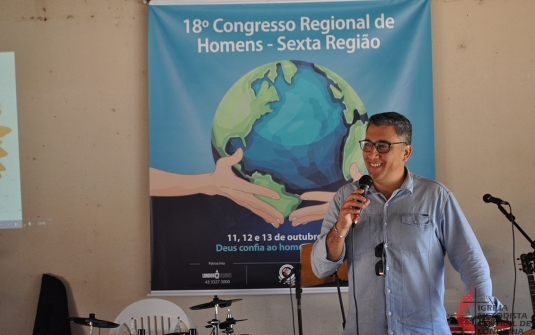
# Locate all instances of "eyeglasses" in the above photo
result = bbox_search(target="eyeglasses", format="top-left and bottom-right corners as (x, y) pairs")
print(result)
(359, 140), (406, 153)
(375, 242), (386, 277)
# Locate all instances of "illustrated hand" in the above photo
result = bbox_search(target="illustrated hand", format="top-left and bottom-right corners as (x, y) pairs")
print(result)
(210, 148), (285, 227)
(288, 163), (364, 226)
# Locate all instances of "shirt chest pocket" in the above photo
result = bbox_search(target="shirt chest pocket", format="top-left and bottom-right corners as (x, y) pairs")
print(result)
(398, 213), (432, 253)
(349, 215), (373, 256)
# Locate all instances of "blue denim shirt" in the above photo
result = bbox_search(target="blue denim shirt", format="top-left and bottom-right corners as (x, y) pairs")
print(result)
(312, 170), (502, 335)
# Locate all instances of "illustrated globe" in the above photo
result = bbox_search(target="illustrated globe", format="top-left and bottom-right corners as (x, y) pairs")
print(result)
(211, 60), (368, 217)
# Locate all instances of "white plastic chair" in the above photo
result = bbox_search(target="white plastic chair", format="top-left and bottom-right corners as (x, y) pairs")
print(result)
(109, 298), (195, 335)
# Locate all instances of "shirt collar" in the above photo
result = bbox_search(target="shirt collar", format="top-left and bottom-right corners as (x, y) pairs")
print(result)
(368, 166), (414, 195)
(399, 166), (414, 193)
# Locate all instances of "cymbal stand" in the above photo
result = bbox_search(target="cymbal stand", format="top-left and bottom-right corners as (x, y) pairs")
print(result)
(86, 313), (98, 335)
(221, 309), (235, 334)
(208, 304), (221, 335)
(222, 324), (235, 334)
(88, 321), (94, 335)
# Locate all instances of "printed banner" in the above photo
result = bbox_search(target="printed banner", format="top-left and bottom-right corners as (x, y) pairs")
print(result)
(148, 0), (434, 292)
(0, 52), (22, 229)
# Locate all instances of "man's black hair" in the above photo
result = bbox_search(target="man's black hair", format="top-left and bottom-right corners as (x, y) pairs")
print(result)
(367, 111), (412, 145)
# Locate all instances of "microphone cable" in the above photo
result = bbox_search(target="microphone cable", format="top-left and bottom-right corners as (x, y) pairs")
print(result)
(351, 224), (360, 335)
(507, 203), (517, 333)
(350, 176), (372, 335)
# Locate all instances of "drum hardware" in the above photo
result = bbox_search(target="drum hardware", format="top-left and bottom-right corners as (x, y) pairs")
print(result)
(448, 313), (512, 334)
(190, 295), (246, 335)
(164, 330), (196, 335)
(217, 309), (247, 334)
(69, 313), (119, 335)
(190, 295), (242, 310)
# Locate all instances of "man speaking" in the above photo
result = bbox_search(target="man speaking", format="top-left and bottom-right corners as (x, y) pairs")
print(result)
(311, 112), (502, 334)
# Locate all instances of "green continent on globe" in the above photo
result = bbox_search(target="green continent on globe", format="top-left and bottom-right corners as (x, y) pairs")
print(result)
(314, 64), (368, 179)
(212, 60), (368, 218)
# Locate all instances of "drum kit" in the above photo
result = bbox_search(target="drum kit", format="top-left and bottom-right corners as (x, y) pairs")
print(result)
(67, 295), (521, 335)
(190, 295), (247, 335)
(68, 296), (248, 335)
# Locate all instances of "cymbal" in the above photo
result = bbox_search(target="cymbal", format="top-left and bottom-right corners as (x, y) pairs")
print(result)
(68, 313), (119, 328)
(220, 318), (247, 329)
(190, 295), (242, 310)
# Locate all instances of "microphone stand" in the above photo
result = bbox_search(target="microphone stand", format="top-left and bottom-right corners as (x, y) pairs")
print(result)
(496, 204), (535, 249)
(295, 265), (303, 335)
(281, 264), (303, 335)
(494, 204), (535, 329)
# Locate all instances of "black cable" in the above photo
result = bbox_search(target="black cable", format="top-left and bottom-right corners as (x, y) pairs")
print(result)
(289, 286), (296, 335)
(509, 204), (516, 333)
(351, 226), (359, 335)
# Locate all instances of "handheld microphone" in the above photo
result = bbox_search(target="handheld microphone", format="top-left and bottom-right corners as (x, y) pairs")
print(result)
(353, 175), (373, 225)
(483, 193), (509, 205)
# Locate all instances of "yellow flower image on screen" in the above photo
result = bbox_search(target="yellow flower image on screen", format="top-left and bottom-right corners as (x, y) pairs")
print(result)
(0, 109), (12, 178)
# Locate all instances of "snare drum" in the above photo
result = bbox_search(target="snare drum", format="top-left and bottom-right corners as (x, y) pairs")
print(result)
(448, 314), (512, 334)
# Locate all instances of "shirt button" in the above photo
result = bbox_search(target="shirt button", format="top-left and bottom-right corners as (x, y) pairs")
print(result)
(388, 312), (392, 316)
(384, 222), (387, 226)
(389, 331), (393, 335)
(386, 266), (390, 271)
(386, 289), (391, 293)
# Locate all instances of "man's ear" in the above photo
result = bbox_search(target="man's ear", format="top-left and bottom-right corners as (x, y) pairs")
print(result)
(402, 144), (412, 162)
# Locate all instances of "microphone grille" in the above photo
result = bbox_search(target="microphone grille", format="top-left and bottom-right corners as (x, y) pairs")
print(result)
(359, 175), (373, 188)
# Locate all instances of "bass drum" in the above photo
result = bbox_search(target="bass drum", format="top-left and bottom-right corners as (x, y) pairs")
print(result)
(448, 314), (512, 334)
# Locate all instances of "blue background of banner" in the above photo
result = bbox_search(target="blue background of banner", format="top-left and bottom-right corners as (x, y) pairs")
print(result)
(148, 0), (434, 291)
